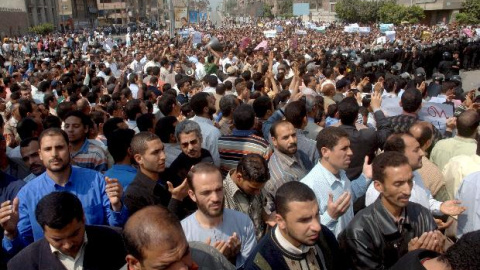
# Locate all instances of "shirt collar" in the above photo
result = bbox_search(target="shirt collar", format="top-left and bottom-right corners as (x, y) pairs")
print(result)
(453, 136), (477, 144)
(224, 170), (242, 196)
(193, 115), (214, 125)
(274, 226), (314, 255)
(74, 139), (90, 155)
(317, 162), (344, 187)
(232, 129), (256, 137)
(273, 149), (300, 167)
(50, 231), (88, 259)
(112, 164), (137, 172)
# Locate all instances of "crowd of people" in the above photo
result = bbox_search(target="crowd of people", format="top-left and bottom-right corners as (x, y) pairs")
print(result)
(0, 17), (479, 270)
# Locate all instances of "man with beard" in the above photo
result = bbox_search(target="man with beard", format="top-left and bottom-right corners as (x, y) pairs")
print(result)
(181, 163), (257, 269)
(339, 152), (441, 269)
(0, 128), (127, 255)
(190, 92), (221, 166)
(243, 181), (345, 270)
(19, 137), (45, 182)
(265, 120), (313, 217)
(124, 132), (189, 217)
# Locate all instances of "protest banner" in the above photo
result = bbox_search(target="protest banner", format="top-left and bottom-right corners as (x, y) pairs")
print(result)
(192, 32), (202, 44)
(295, 29), (307, 35)
(381, 97), (454, 133)
(254, 40), (268, 50)
(276, 26), (284, 33)
(380, 23), (394, 33)
(386, 31), (396, 42)
(359, 27), (371, 34)
(264, 30), (277, 38)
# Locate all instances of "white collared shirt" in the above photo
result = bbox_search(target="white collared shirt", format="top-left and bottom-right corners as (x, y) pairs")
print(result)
(50, 232), (88, 270)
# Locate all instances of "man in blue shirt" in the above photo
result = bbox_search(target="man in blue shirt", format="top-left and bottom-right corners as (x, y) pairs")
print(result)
(0, 128), (128, 255)
(104, 128), (137, 190)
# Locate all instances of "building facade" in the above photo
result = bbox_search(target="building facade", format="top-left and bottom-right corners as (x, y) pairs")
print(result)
(0, 2), (28, 36)
(25, 0), (59, 28)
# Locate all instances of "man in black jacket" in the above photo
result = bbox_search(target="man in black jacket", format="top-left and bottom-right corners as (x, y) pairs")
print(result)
(339, 151), (441, 270)
(8, 192), (126, 270)
(243, 181), (346, 270)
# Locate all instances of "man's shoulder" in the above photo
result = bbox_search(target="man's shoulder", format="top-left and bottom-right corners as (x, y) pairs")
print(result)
(224, 208), (252, 223)
(8, 238), (50, 268)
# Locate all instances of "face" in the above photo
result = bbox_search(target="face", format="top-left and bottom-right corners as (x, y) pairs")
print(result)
(276, 200), (321, 247)
(21, 89), (32, 99)
(174, 63), (182, 74)
(272, 123), (297, 156)
(402, 135), (424, 170)
(30, 103), (43, 123)
(178, 132), (201, 159)
(127, 233), (195, 270)
(44, 218), (86, 258)
(374, 164), (413, 211)
(21, 140), (45, 175)
(39, 134), (71, 173)
(136, 139), (166, 174)
(64, 116), (88, 144)
(207, 95), (216, 116)
(236, 173), (265, 196)
(189, 171), (224, 218)
(321, 137), (353, 172)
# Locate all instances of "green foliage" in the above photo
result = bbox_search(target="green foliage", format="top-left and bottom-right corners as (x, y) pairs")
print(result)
(279, 0), (293, 17)
(455, 0), (480, 24)
(263, 4), (273, 18)
(335, 0), (424, 24)
(28, 23), (54, 35)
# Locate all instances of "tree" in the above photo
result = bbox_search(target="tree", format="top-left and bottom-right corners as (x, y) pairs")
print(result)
(335, 0), (358, 23)
(455, 0), (480, 24)
(278, 0), (293, 17)
(378, 2), (424, 24)
(263, 4), (274, 18)
(28, 23), (54, 35)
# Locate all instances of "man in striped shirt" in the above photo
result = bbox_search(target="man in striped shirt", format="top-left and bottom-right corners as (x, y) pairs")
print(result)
(218, 104), (272, 176)
(64, 110), (108, 172)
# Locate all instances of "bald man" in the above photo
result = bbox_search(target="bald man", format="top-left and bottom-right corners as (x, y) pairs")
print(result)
(409, 122), (450, 202)
(122, 205), (234, 270)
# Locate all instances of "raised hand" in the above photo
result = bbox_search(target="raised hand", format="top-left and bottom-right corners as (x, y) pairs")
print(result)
(105, 177), (123, 211)
(440, 200), (466, 216)
(326, 192), (351, 220)
(167, 178), (189, 201)
(0, 198), (19, 239)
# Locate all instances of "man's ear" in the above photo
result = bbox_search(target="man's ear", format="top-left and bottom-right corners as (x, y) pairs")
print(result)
(373, 180), (384, 193)
(133, 153), (142, 165)
(188, 189), (196, 202)
(320, 147), (330, 159)
(275, 214), (286, 230)
(125, 255), (141, 270)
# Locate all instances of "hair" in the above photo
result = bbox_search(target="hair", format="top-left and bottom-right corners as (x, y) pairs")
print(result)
(43, 115), (62, 129)
(372, 151), (410, 183)
(275, 181), (317, 217)
(103, 117), (126, 140)
(64, 110), (90, 128)
(253, 96), (273, 118)
(189, 92), (210, 115)
(18, 98), (34, 118)
(57, 101), (75, 121)
(438, 230), (480, 270)
(108, 128), (136, 163)
(174, 120), (202, 143)
(233, 104), (255, 130)
(136, 113), (155, 132)
(316, 126), (349, 153)
(35, 191), (84, 229)
(384, 133), (414, 154)
(270, 119), (292, 139)
(284, 101), (307, 129)
(20, 137), (39, 149)
(125, 99), (142, 120)
(219, 95), (238, 117)
(216, 84), (226, 95)
(39, 128), (69, 146)
(236, 154), (270, 183)
(122, 206), (185, 262)
(43, 93), (56, 105)
(158, 94), (177, 116)
(401, 88), (423, 113)
(130, 132), (160, 156)
(186, 162), (220, 191)
(408, 122), (433, 148)
(17, 117), (38, 140)
(155, 116), (178, 143)
(457, 110), (480, 138)
(338, 97), (359, 125)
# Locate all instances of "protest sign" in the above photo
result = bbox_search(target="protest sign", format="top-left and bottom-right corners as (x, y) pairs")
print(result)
(313, 26), (326, 33)
(385, 31), (396, 42)
(475, 28), (480, 36)
(240, 37), (251, 49)
(254, 40), (268, 51)
(295, 29), (307, 35)
(192, 32), (202, 44)
(276, 26), (284, 33)
(359, 27), (371, 34)
(380, 24), (394, 33)
(264, 30), (277, 38)
(381, 97), (454, 132)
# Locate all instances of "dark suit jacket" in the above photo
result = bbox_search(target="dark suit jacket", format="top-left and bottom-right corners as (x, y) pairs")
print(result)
(7, 225), (126, 270)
